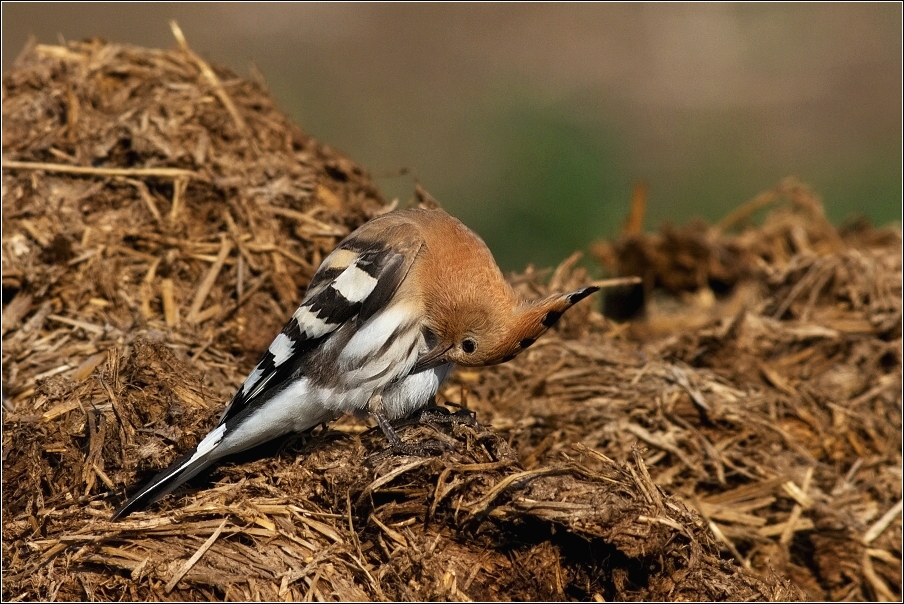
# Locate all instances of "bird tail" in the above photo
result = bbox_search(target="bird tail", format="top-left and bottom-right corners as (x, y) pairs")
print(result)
(111, 425), (228, 520)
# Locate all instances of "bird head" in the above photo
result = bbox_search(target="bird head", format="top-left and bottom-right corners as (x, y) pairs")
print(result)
(415, 285), (599, 371)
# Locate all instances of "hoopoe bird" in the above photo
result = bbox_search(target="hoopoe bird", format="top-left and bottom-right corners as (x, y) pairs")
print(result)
(112, 207), (598, 519)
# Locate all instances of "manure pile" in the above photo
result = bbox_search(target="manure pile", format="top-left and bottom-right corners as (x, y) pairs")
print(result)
(2, 36), (900, 602)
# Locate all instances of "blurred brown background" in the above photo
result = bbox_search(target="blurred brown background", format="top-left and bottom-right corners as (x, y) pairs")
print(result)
(4, 3), (901, 270)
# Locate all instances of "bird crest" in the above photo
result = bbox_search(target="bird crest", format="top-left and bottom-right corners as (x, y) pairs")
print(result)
(489, 285), (599, 364)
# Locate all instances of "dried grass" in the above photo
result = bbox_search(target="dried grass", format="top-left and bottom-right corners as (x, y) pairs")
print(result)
(3, 32), (899, 601)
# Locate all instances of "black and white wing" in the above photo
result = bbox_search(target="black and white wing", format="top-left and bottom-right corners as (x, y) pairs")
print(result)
(218, 222), (424, 423)
(111, 220), (424, 519)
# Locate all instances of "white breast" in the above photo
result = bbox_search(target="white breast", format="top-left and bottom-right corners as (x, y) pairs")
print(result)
(381, 364), (453, 420)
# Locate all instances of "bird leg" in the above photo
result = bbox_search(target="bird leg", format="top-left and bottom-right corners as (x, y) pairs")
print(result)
(366, 395), (453, 464)
(372, 408), (403, 447)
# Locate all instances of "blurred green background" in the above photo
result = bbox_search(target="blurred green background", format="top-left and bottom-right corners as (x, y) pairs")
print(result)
(4, 3), (901, 271)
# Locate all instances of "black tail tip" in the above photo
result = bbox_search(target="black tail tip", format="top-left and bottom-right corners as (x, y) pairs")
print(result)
(110, 486), (157, 521)
(566, 286), (600, 305)
(110, 497), (137, 521)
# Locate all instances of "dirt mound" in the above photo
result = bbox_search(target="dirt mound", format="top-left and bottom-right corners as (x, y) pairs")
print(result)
(3, 33), (899, 601)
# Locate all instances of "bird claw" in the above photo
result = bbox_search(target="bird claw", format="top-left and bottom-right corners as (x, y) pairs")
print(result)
(417, 405), (478, 427)
(365, 437), (453, 466)
(364, 404), (472, 466)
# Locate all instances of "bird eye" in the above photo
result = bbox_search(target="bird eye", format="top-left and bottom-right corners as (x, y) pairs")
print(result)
(461, 338), (477, 354)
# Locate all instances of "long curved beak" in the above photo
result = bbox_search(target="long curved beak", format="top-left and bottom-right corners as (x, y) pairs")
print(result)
(413, 343), (453, 373)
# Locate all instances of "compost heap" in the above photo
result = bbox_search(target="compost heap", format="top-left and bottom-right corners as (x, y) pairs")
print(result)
(3, 37), (900, 602)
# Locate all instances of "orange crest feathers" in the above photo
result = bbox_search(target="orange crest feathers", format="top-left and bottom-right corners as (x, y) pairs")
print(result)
(489, 285), (599, 364)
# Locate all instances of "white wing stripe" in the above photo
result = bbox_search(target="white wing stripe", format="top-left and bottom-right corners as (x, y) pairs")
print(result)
(242, 366), (265, 394)
(293, 306), (332, 338)
(332, 264), (378, 303)
(268, 332), (295, 366)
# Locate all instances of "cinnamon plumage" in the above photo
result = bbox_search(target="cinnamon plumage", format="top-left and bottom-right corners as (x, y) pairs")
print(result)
(112, 207), (597, 519)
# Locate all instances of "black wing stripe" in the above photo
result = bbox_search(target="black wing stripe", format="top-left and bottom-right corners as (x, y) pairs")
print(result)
(306, 283), (363, 323)
(305, 267), (345, 294)
(282, 313), (304, 342)
(357, 252), (407, 325)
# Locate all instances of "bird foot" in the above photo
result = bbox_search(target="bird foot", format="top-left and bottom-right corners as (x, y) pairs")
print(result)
(365, 405), (470, 466)
(417, 405), (478, 427)
(365, 437), (452, 466)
